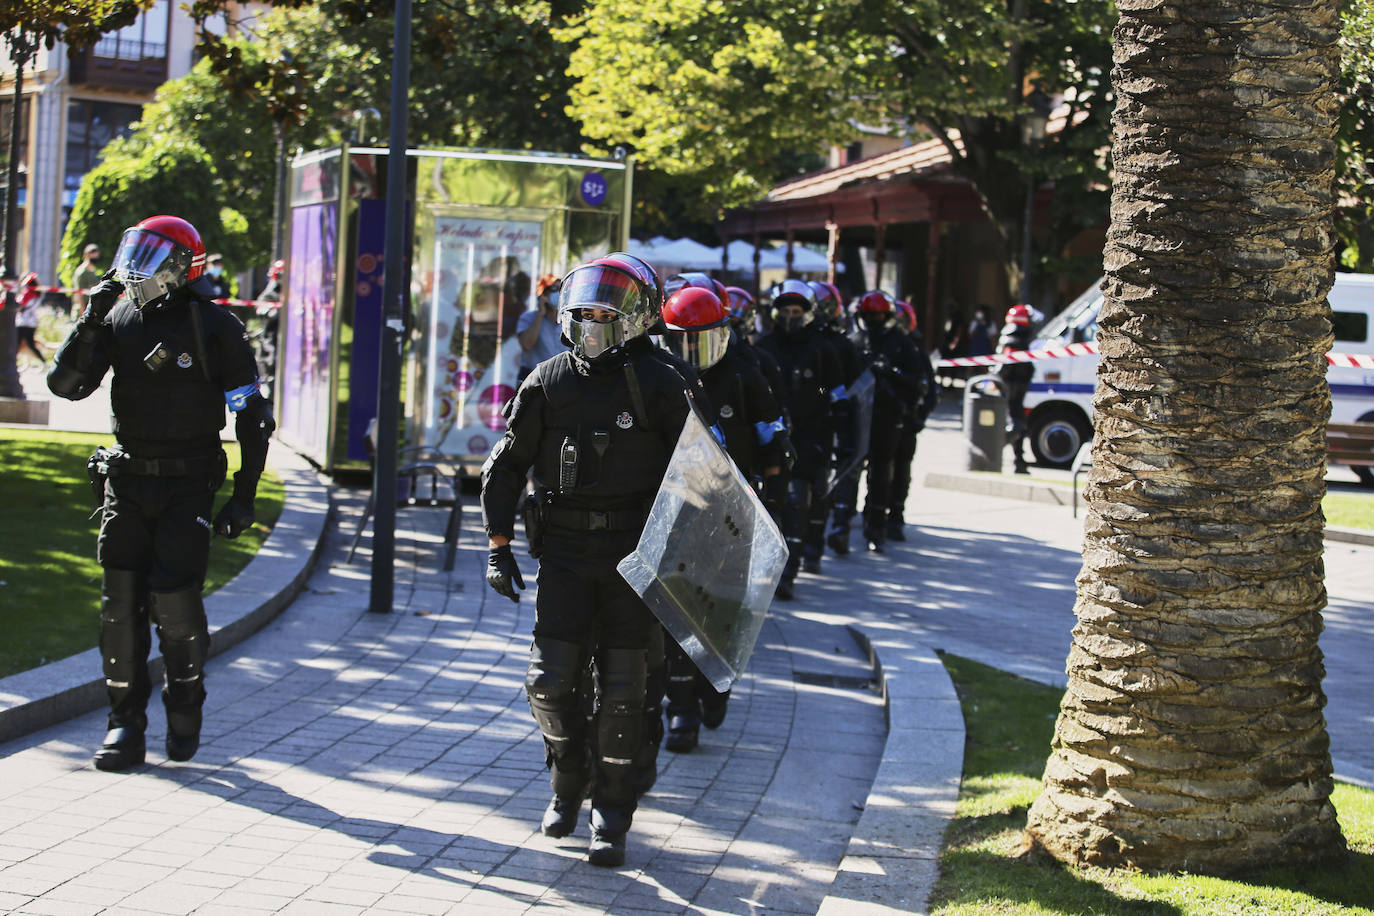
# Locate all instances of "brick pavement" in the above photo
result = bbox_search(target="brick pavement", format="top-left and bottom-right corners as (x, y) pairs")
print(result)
(1, 479), (961, 914)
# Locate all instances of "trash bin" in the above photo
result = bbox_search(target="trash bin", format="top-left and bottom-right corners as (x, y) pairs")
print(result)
(963, 374), (1007, 472)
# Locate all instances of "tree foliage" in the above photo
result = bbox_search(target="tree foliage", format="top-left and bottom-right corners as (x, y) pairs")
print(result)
(1337, 0), (1374, 270)
(1, 0), (147, 54)
(561, 0), (1117, 292)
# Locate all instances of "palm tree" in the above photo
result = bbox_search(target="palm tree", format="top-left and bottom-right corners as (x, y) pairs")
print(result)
(1025, 0), (1348, 873)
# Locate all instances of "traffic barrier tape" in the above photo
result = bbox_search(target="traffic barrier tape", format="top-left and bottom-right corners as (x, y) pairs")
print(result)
(0, 277), (281, 310)
(935, 341), (1374, 370)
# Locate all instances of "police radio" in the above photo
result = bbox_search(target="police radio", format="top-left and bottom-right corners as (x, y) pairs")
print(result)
(559, 437), (578, 493)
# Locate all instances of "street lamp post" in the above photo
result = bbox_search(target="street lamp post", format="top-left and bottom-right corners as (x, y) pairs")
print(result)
(1019, 88), (1053, 307)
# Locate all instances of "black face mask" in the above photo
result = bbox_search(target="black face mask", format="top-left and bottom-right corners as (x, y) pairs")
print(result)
(776, 312), (809, 335)
(861, 313), (890, 333)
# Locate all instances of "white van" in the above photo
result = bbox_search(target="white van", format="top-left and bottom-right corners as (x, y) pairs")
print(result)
(1023, 273), (1374, 484)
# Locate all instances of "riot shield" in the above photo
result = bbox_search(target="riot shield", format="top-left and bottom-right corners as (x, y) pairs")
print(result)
(617, 398), (789, 692)
(824, 368), (875, 499)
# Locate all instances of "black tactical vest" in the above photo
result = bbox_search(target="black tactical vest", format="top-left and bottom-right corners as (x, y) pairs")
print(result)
(532, 349), (683, 512)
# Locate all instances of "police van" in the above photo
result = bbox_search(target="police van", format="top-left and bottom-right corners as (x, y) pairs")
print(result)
(1023, 273), (1374, 484)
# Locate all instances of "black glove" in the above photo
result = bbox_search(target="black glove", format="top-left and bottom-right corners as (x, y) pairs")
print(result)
(213, 495), (255, 538)
(82, 269), (124, 324)
(486, 544), (525, 602)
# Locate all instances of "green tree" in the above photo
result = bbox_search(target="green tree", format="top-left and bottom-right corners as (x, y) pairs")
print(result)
(560, 0), (1116, 296)
(1337, 0), (1374, 271)
(1026, 0), (1346, 872)
(2, 1), (147, 398)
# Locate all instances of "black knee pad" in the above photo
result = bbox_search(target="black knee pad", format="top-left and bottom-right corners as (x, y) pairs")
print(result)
(99, 568), (152, 724)
(596, 647), (647, 762)
(149, 586), (209, 703)
(526, 637), (587, 749)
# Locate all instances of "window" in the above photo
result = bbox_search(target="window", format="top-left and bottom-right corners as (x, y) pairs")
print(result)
(64, 100), (142, 202)
(93, 0), (169, 61)
(0, 98), (31, 177)
(1332, 311), (1369, 345)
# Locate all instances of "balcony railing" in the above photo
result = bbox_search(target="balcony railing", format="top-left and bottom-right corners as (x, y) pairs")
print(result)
(69, 40), (167, 91)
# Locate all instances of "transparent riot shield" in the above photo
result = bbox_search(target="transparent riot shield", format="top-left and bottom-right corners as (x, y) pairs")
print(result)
(825, 368), (875, 499)
(617, 399), (789, 692)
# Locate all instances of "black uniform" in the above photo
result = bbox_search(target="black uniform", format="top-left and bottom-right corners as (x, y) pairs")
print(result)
(47, 281), (272, 764)
(816, 321), (864, 558)
(887, 327), (940, 536)
(993, 323), (1035, 471)
(755, 324), (842, 589)
(662, 340), (787, 749)
(481, 337), (701, 843)
(851, 320), (924, 549)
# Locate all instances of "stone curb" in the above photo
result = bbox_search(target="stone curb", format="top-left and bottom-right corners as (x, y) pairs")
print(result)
(925, 470), (1374, 546)
(0, 446), (331, 745)
(817, 626), (965, 915)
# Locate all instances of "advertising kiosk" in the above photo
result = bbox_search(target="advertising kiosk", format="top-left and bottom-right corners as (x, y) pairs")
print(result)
(275, 146), (632, 472)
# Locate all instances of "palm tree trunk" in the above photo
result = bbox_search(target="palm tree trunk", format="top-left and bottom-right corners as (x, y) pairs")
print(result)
(1025, 0), (1347, 874)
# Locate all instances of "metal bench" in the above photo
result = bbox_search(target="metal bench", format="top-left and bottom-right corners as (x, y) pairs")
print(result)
(1328, 421), (1374, 488)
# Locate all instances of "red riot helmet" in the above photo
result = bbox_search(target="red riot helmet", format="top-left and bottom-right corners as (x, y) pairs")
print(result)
(112, 215), (206, 309)
(559, 256), (658, 362)
(895, 300), (917, 334)
(269, 259), (286, 281)
(660, 286), (732, 370)
(723, 285), (755, 328)
(1005, 303), (1033, 328)
(855, 289), (896, 333)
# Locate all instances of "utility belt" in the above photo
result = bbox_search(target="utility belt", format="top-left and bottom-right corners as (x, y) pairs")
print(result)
(546, 505), (646, 533)
(86, 445), (227, 510)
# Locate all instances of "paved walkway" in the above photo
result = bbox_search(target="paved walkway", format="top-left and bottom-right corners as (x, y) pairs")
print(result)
(3, 372), (1371, 913)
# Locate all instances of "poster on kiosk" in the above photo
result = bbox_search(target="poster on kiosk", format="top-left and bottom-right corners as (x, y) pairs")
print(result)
(277, 146), (631, 472)
(420, 214), (542, 460)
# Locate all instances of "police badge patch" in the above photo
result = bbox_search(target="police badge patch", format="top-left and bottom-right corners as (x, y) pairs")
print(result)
(719, 404), (735, 419)
(177, 353), (193, 369)
(616, 411), (634, 429)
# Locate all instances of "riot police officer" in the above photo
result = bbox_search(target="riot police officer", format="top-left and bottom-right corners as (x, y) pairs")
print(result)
(808, 281), (864, 559)
(480, 254), (703, 868)
(755, 279), (843, 599)
(994, 304), (1036, 474)
(851, 291), (925, 552)
(47, 215), (274, 771)
(886, 301), (939, 540)
(657, 285), (789, 752)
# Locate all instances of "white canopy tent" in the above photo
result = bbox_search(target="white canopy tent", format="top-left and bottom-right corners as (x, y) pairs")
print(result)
(624, 236), (840, 278)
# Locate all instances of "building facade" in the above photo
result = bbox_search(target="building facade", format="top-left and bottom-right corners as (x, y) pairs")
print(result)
(1, 3), (263, 286)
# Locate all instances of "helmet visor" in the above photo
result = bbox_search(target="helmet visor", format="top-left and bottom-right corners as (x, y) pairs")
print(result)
(664, 324), (731, 371)
(112, 228), (191, 307)
(559, 264), (647, 360)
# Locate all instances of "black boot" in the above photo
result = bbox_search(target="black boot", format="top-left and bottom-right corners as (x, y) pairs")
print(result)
(165, 708), (201, 762)
(700, 688), (730, 729)
(664, 714), (699, 753)
(886, 519), (906, 542)
(775, 577), (795, 601)
(588, 807), (631, 867)
(151, 587), (209, 763)
(542, 794), (583, 838)
(826, 530), (850, 556)
(94, 721), (146, 771)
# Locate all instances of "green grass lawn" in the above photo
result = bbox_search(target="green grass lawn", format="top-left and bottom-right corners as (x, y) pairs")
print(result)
(0, 429), (284, 677)
(1326, 489), (1374, 531)
(934, 654), (1374, 915)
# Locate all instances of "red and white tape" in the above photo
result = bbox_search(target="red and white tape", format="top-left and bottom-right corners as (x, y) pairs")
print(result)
(0, 278), (280, 310)
(935, 341), (1374, 369)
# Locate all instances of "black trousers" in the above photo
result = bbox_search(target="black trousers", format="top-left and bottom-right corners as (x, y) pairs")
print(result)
(862, 410), (905, 536)
(889, 422), (920, 524)
(529, 528), (655, 815)
(96, 471), (218, 727)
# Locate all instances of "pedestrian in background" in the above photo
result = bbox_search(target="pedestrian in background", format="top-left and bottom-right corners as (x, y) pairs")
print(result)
(203, 253), (232, 301)
(72, 242), (103, 319)
(993, 304), (1035, 474)
(15, 272), (48, 366)
(516, 274), (565, 384)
